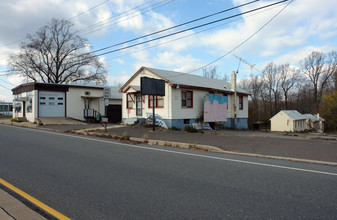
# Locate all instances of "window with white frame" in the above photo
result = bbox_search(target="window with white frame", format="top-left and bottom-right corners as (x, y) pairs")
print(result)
(182, 90), (193, 108)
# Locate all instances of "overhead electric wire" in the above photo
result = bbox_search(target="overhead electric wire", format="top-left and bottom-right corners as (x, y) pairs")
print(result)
(0, 84), (11, 90)
(86, 0), (259, 55)
(187, 0), (292, 74)
(87, 0), (288, 59)
(106, 3), (285, 62)
(0, 0), (168, 55)
(0, 78), (16, 87)
(67, 0), (110, 20)
(76, 0), (167, 35)
(0, 0), (158, 49)
(0, 0), (111, 48)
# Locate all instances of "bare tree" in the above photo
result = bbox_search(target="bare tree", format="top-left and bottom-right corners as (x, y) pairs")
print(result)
(278, 64), (299, 109)
(202, 66), (219, 79)
(239, 74), (265, 123)
(8, 18), (107, 85)
(300, 51), (337, 112)
(262, 62), (281, 116)
(202, 66), (228, 81)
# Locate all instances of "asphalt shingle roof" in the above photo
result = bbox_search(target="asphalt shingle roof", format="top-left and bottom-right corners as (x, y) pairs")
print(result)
(303, 114), (319, 122)
(145, 67), (249, 94)
(271, 110), (307, 121)
(109, 86), (122, 99)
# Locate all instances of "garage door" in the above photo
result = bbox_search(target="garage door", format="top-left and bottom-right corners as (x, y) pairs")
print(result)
(39, 91), (65, 117)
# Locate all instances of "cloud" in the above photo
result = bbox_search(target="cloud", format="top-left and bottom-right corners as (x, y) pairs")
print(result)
(153, 51), (201, 72)
(0, 89), (12, 102)
(0, 0), (113, 46)
(201, 0), (337, 58)
(272, 45), (336, 66)
(117, 10), (144, 32)
(130, 47), (154, 71)
(7, 74), (26, 86)
(107, 73), (131, 86)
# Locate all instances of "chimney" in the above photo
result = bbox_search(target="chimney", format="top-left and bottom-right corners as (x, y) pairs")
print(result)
(231, 71), (236, 91)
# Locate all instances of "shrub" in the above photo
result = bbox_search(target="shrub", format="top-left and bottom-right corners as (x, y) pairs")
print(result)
(11, 118), (22, 123)
(184, 125), (199, 133)
(171, 126), (181, 131)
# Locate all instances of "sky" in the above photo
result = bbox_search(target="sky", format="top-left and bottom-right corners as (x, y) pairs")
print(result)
(0, 0), (336, 101)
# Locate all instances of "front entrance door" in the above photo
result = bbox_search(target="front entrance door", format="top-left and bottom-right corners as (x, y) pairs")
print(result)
(136, 94), (142, 116)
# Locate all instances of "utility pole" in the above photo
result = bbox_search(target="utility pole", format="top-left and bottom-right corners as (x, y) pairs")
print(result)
(232, 54), (258, 128)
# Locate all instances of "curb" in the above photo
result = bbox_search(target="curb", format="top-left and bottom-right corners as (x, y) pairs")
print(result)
(75, 130), (337, 167)
(132, 137), (337, 166)
(0, 178), (70, 220)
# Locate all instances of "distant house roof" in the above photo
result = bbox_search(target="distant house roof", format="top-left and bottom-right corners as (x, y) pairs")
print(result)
(120, 66), (250, 95)
(109, 86), (122, 99)
(270, 110), (307, 121)
(305, 114), (325, 122)
(303, 114), (320, 122)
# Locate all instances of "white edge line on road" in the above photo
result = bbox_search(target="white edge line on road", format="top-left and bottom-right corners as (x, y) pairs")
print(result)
(5, 124), (337, 177)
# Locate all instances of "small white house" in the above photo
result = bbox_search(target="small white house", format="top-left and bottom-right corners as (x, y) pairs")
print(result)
(270, 110), (306, 132)
(119, 67), (250, 129)
(12, 82), (122, 123)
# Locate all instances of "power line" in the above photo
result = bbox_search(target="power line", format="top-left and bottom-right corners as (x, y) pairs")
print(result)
(105, 3), (284, 62)
(187, 0), (293, 74)
(0, 0), (156, 49)
(67, 0), (110, 20)
(0, 78), (16, 87)
(88, 0), (288, 58)
(76, 0), (166, 35)
(0, 84), (11, 90)
(86, 0), (259, 55)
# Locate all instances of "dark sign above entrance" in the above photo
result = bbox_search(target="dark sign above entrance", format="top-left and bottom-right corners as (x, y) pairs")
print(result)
(140, 77), (165, 96)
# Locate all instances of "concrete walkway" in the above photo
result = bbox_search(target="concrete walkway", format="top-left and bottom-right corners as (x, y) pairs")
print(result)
(0, 188), (46, 220)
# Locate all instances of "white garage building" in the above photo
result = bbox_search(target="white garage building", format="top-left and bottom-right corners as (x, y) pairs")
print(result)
(12, 82), (121, 123)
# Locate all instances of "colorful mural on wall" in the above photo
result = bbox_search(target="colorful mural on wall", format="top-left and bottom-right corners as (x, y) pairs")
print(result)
(204, 94), (228, 122)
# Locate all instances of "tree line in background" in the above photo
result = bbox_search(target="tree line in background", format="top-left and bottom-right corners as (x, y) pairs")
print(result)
(238, 51), (337, 131)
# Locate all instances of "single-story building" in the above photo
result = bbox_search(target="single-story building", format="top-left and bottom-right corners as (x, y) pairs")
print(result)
(303, 114), (325, 132)
(12, 82), (122, 123)
(270, 110), (306, 132)
(119, 66), (250, 129)
(0, 101), (13, 116)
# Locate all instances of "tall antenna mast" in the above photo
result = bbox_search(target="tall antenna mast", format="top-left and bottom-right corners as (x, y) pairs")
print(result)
(233, 54), (258, 73)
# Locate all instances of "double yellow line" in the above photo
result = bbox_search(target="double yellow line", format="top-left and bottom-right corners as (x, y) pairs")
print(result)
(0, 178), (71, 220)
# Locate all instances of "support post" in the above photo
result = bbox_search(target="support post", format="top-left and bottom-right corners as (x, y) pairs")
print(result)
(152, 95), (155, 131)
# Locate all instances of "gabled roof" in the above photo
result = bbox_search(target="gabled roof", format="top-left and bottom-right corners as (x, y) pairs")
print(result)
(120, 66), (250, 95)
(123, 85), (140, 93)
(304, 114), (325, 122)
(109, 86), (122, 99)
(303, 114), (319, 122)
(270, 110), (307, 121)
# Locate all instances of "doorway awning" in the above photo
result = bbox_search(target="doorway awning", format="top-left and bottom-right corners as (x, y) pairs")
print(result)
(81, 96), (103, 99)
(14, 97), (30, 102)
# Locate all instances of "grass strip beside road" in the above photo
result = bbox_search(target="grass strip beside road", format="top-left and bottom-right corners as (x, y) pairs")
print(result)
(0, 178), (71, 220)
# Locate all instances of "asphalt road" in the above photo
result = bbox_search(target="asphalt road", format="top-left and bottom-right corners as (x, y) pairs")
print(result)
(0, 124), (337, 219)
